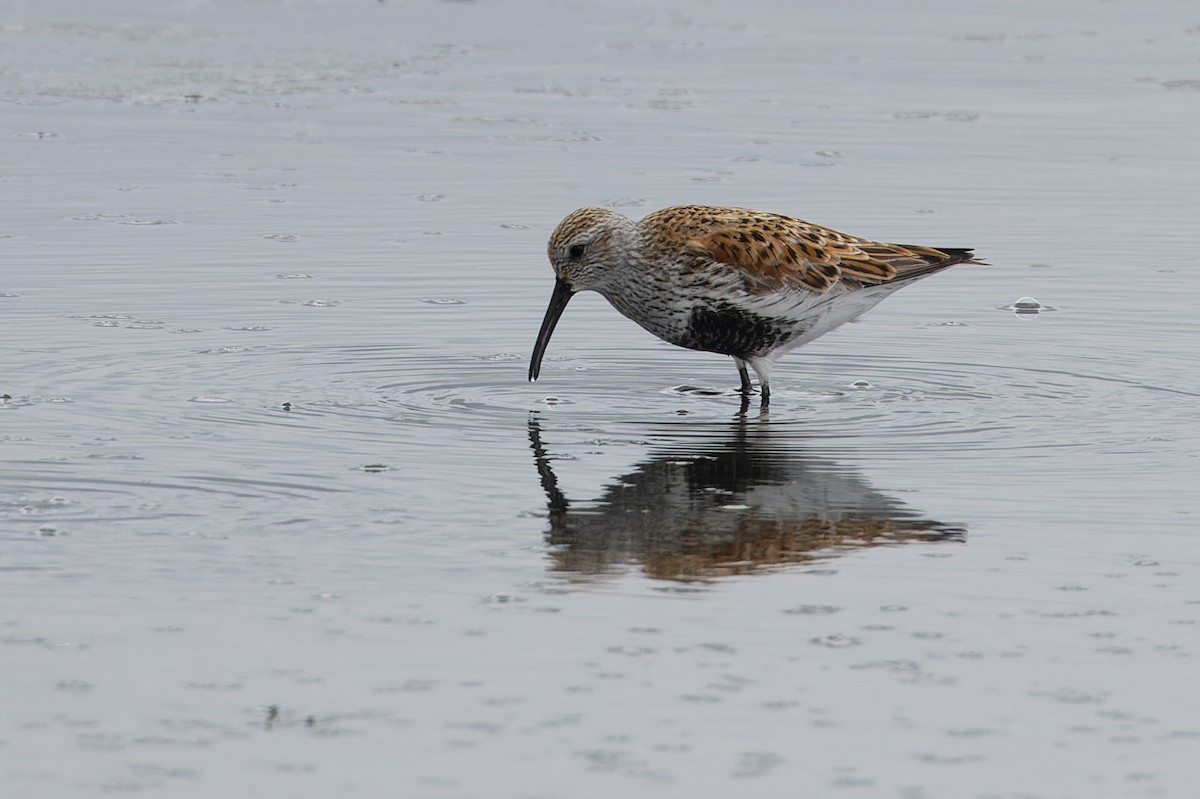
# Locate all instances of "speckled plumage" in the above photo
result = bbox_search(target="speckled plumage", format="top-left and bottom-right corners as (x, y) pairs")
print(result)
(529, 205), (980, 403)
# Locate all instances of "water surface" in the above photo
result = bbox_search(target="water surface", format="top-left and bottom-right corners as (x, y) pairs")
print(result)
(3, 1), (1199, 796)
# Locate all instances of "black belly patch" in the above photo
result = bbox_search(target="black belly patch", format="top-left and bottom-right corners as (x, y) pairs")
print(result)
(680, 303), (794, 358)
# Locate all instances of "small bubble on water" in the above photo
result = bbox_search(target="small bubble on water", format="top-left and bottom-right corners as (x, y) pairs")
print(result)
(419, 297), (466, 305)
(811, 634), (861, 648)
(541, 396), (560, 406)
(1014, 297), (1041, 310)
(784, 604), (840, 615)
(302, 299), (341, 307)
(850, 379), (872, 389)
(359, 464), (390, 473)
(275, 273), (314, 279)
(262, 233), (299, 241)
(189, 396), (232, 404)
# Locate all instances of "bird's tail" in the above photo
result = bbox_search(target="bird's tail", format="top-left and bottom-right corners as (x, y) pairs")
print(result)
(891, 246), (984, 283)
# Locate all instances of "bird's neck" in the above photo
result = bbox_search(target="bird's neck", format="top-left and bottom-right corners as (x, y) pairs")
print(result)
(595, 243), (693, 341)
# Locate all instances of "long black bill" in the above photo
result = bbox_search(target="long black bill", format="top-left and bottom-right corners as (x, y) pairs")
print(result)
(529, 277), (575, 382)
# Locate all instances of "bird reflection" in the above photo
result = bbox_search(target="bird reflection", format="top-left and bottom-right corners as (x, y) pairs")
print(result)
(528, 416), (964, 581)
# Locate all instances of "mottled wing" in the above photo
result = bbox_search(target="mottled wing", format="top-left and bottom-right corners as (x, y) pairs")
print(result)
(673, 207), (968, 294)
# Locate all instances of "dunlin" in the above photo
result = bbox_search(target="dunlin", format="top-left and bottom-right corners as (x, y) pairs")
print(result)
(529, 205), (980, 403)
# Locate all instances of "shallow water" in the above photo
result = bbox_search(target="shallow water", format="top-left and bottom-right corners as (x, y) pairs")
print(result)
(3, 0), (1200, 796)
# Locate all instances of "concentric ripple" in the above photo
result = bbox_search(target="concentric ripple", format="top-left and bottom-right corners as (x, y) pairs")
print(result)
(14, 332), (1196, 467)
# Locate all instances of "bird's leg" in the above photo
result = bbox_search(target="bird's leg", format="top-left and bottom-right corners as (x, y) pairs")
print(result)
(737, 389), (750, 417)
(748, 357), (773, 406)
(734, 358), (753, 395)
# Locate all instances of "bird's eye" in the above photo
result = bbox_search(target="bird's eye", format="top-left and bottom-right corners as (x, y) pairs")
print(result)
(568, 244), (586, 260)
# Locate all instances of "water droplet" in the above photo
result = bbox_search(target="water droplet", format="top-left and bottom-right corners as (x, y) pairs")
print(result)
(850, 380), (872, 389)
(1014, 296), (1041, 310)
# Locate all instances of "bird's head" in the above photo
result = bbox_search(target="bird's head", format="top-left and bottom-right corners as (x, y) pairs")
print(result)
(545, 206), (634, 293)
(530, 207), (636, 382)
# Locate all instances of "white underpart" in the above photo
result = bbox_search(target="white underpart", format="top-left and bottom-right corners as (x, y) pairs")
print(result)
(730, 281), (911, 384)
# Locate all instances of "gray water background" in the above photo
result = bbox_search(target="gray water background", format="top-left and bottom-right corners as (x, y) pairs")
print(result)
(2, 0), (1199, 796)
